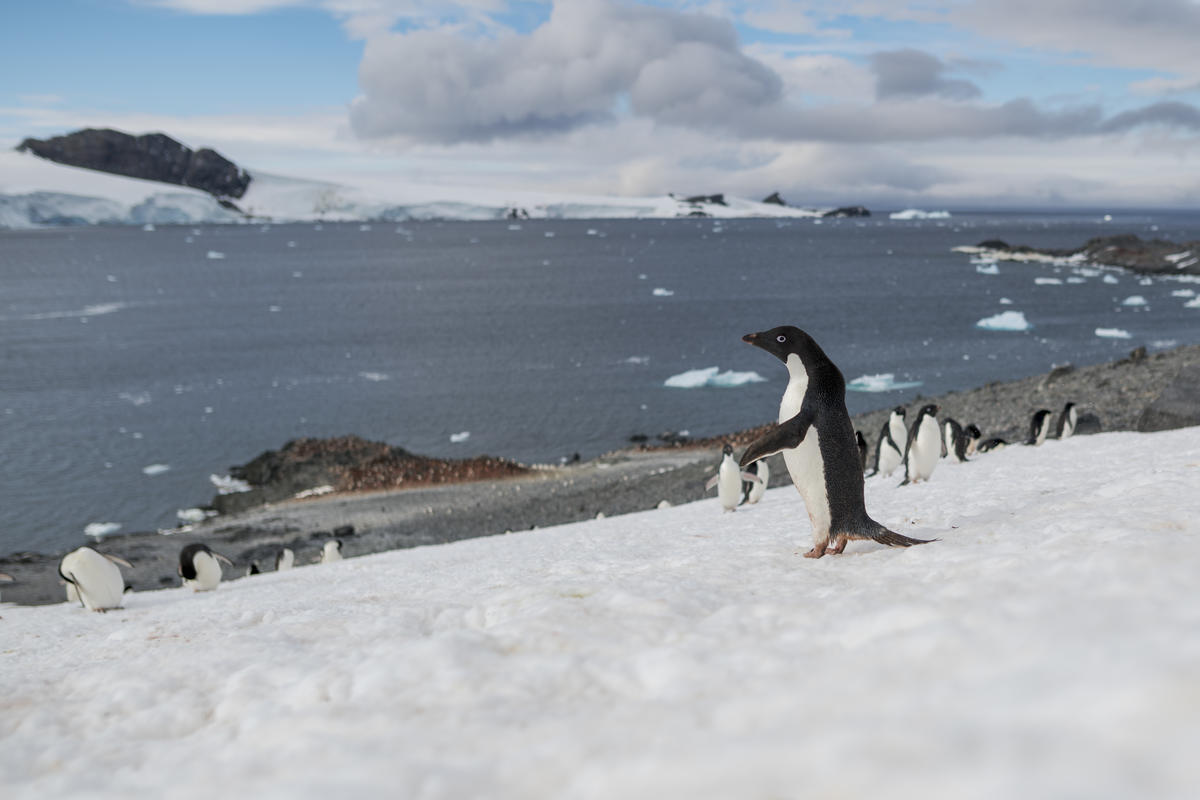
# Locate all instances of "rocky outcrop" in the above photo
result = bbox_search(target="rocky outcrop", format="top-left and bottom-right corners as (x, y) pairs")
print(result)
(823, 205), (871, 218)
(212, 435), (530, 515)
(971, 234), (1200, 276)
(682, 193), (727, 206)
(762, 192), (786, 206)
(17, 128), (251, 201)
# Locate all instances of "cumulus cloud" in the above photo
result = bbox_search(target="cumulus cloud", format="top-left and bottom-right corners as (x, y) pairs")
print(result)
(870, 48), (981, 101)
(350, 0), (782, 143)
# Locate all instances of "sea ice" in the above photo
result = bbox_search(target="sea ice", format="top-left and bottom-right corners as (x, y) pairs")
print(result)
(450, 431), (471, 443)
(1184, 297), (1200, 309)
(83, 522), (121, 538)
(206, 250), (225, 260)
(1171, 289), (1195, 297)
(975, 262), (999, 275)
(176, 508), (212, 524)
(142, 464), (170, 476)
(889, 209), (951, 219)
(1095, 328), (1132, 339)
(999, 297), (1013, 305)
(1035, 277), (1063, 285)
(624, 356), (650, 365)
(1103, 275), (1120, 284)
(1122, 296), (1148, 306)
(359, 372), (390, 382)
(664, 367), (767, 388)
(976, 311), (1031, 331)
(846, 373), (923, 392)
(210, 474), (252, 494)
(652, 288), (675, 297)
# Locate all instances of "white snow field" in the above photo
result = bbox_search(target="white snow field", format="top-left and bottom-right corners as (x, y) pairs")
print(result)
(3, 427), (1200, 799)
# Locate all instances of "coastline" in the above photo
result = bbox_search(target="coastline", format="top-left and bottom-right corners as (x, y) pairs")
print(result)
(3, 343), (1198, 607)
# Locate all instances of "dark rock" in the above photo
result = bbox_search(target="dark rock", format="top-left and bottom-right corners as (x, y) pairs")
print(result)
(762, 192), (786, 206)
(682, 193), (726, 206)
(971, 234), (1200, 277)
(1137, 365), (1200, 432)
(504, 207), (530, 219)
(1074, 413), (1103, 435)
(333, 525), (355, 538)
(823, 205), (871, 218)
(17, 128), (251, 200)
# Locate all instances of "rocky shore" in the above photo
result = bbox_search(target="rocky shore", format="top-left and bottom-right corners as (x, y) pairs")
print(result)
(3, 344), (1199, 607)
(962, 234), (1200, 276)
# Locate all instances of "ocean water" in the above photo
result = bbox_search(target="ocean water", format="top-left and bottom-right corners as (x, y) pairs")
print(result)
(3, 211), (1199, 554)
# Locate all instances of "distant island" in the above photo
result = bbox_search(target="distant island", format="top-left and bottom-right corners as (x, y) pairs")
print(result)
(958, 235), (1200, 277)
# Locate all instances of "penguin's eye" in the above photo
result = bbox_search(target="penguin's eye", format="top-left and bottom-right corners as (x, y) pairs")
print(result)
(776, 335), (786, 343)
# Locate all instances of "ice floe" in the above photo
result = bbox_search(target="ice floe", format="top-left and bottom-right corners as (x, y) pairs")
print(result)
(450, 431), (471, 443)
(890, 209), (951, 220)
(846, 373), (923, 393)
(1095, 328), (1132, 339)
(974, 262), (999, 275)
(141, 464), (170, 476)
(975, 311), (1031, 331)
(210, 474), (252, 494)
(652, 288), (675, 297)
(358, 372), (390, 382)
(83, 522), (121, 538)
(206, 250), (226, 260)
(1035, 277), (1063, 285)
(664, 367), (767, 388)
(1122, 296), (1148, 307)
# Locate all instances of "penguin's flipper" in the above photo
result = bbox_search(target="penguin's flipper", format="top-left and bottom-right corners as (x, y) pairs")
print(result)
(704, 474), (719, 491)
(66, 571), (86, 608)
(739, 472), (763, 484)
(102, 554), (133, 569)
(739, 410), (813, 467)
(213, 552), (235, 567)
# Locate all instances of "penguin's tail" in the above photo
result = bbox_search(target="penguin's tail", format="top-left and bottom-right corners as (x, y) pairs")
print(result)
(867, 522), (936, 548)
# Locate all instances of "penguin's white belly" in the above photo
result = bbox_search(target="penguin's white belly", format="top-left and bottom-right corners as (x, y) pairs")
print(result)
(878, 443), (903, 476)
(908, 418), (940, 481)
(717, 462), (742, 510)
(187, 552), (223, 591)
(61, 549), (124, 611)
(781, 432), (831, 539)
(747, 461), (769, 504)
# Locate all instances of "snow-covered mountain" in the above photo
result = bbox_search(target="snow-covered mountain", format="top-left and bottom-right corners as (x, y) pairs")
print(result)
(0, 149), (824, 228)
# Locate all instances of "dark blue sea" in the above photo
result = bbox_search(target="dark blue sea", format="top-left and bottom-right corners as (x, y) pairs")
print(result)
(3, 211), (1199, 554)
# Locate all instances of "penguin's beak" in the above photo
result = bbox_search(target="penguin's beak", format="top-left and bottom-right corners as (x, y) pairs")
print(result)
(742, 332), (760, 345)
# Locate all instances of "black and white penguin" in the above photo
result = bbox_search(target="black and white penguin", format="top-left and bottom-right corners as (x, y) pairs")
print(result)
(320, 539), (344, 563)
(855, 431), (868, 472)
(739, 458), (770, 506)
(247, 562), (261, 576)
(179, 543), (233, 592)
(977, 437), (1008, 453)
(964, 423), (983, 456)
(901, 404), (941, 484)
(1055, 402), (1078, 439)
(705, 444), (762, 511)
(739, 326), (933, 558)
(1026, 409), (1054, 446)
(868, 407), (907, 477)
(275, 547), (295, 571)
(942, 417), (971, 462)
(58, 546), (132, 612)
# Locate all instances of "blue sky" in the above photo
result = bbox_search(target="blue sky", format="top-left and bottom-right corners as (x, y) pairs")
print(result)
(4, 1), (1200, 207)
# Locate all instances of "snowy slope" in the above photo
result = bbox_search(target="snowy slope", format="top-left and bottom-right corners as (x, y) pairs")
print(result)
(0, 150), (822, 228)
(3, 427), (1199, 799)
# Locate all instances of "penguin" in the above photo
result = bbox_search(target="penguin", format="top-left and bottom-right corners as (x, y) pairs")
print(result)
(739, 326), (933, 558)
(247, 562), (261, 576)
(855, 431), (868, 472)
(1055, 402), (1078, 439)
(941, 417), (970, 462)
(275, 547), (295, 571)
(179, 543), (233, 592)
(868, 407), (907, 477)
(901, 404), (941, 485)
(58, 546), (132, 612)
(705, 444), (762, 512)
(977, 437), (1007, 453)
(740, 458), (769, 506)
(1026, 409), (1053, 446)
(320, 539), (344, 563)
(964, 423), (983, 456)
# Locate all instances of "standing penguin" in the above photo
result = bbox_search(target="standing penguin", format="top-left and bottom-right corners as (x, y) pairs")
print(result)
(740, 458), (770, 506)
(275, 548), (295, 571)
(855, 431), (868, 472)
(320, 539), (344, 563)
(868, 407), (907, 477)
(942, 417), (971, 462)
(59, 546), (132, 612)
(901, 404), (941, 485)
(739, 326), (933, 558)
(1056, 402), (1078, 439)
(705, 444), (762, 512)
(179, 543), (233, 592)
(1026, 409), (1054, 446)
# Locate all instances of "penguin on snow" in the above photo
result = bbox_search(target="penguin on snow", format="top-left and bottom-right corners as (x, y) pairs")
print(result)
(705, 443), (763, 512)
(1026, 409), (1054, 446)
(740, 457), (769, 506)
(320, 539), (344, 563)
(59, 546), (133, 612)
(1055, 402), (1078, 439)
(739, 326), (933, 558)
(942, 417), (971, 462)
(901, 404), (941, 485)
(179, 543), (234, 592)
(868, 406), (907, 477)
(275, 548), (295, 571)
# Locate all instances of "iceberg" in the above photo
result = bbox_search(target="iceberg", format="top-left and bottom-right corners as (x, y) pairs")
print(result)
(450, 431), (471, 443)
(975, 262), (1000, 275)
(652, 288), (675, 297)
(847, 373), (923, 393)
(210, 474), (252, 494)
(1122, 296), (1148, 307)
(1095, 328), (1132, 339)
(664, 366), (767, 389)
(1035, 277), (1063, 285)
(976, 311), (1031, 331)
(890, 209), (951, 220)
(142, 463), (170, 476)
(84, 522), (121, 538)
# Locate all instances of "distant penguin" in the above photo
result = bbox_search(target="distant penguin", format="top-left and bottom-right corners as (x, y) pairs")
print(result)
(942, 417), (970, 462)
(705, 444), (762, 512)
(978, 437), (1008, 453)
(739, 326), (933, 558)
(275, 548), (295, 571)
(869, 407), (907, 477)
(1026, 409), (1053, 446)
(320, 539), (344, 563)
(58, 547), (132, 612)
(179, 543), (233, 592)
(740, 458), (769, 506)
(901, 404), (941, 485)
(855, 431), (868, 472)
(964, 423), (983, 456)
(247, 562), (261, 576)
(1056, 402), (1078, 439)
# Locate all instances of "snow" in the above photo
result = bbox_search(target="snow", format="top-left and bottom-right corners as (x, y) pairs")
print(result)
(975, 310), (1031, 331)
(663, 366), (768, 388)
(3, 427), (1199, 799)
(889, 208), (951, 219)
(846, 373), (923, 392)
(0, 150), (828, 228)
(1095, 327), (1133, 339)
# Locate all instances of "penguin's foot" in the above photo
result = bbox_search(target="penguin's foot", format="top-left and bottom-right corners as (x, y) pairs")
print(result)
(826, 536), (848, 555)
(803, 544), (828, 559)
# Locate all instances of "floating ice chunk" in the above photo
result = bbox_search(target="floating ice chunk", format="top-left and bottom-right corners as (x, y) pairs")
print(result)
(890, 209), (951, 220)
(587, 229), (599, 236)
(544, 231), (556, 238)
(652, 288), (675, 297)
(1185, 297), (1200, 308)
(210, 474), (252, 494)
(664, 366), (767, 388)
(268, 305), (282, 313)
(1177, 257), (1199, 270)
(119, 391), (151, 406)
(847, 373), (924, 393)
(1035, 277), (1063, 285)
(1171, 289), (1195, 297)
(624, 356), (650, 365)
(176, 508), (213, 524)
(142, 463), (170, 476)
(1076, 267), (1102, 277)
(1067, 277), (1086, 284)
(1122, 296), (1148, 306)
(1095, 328), (1132, 339)
(206, 250), (225, 260)
(142, 223), (155, 232)
(1103, 275), (1119, 284)
(84, 522), (121, 538)
(359, 224), (371, 231)
(999, 297), (1013, 305)
(359, 371), (390, 382)
(1165, 251), (1194, 264)
(975, 262), (999, 275)
(450, 431), (471, 443)
(976, 311), (1031, 331)
(1151, 340), (1179, 350)
(295, 485), (335, 499)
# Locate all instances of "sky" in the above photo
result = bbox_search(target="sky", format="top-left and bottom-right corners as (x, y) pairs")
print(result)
(3, 0), (1200, 208)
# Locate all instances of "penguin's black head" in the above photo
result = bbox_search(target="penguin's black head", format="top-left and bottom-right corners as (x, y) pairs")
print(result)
(742, 326), (822, 365)
(966, 423), (982, 438)
(332, 539), (343, 550)
(893, 406), (907, 417)
(1062, 401), (1076, 412)
(919, 403), (940, 418)
(722, 443), (733, 456)
(178, 542), (210, 579)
